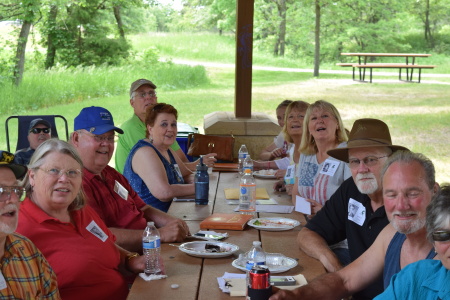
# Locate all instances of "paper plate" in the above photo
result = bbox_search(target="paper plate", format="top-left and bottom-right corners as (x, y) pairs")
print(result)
(232, 253), (298, 274)
(253, 170), (277, 179)
(248, 217), (300, 231)
(178, 241), (239, 258)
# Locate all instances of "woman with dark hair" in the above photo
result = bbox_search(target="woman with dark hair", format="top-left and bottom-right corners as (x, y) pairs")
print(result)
(124, 103), (194, 212)
(374, 185), (448, 299)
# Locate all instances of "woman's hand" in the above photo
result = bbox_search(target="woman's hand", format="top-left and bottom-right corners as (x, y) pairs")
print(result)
(275, 169), (286, 179)
(270, 147), (285, 159)
(306, 198), (323, 218)
(285, 184), (293, 195)
(273, 180), (286, 192)
(202, 153), (217, 167)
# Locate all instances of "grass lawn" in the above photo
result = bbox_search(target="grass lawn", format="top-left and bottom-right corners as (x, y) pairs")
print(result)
(1, 31), (449, 183)
(2, 67), (449, 184)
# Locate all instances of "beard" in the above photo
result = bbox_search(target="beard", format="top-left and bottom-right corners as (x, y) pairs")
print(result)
(0, 203), (18, 235)
(355, 173), (379, 194)
(391, 212), (426, 235)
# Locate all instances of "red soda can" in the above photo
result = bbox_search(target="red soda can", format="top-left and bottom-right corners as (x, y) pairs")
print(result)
(247, 265), (272, 300)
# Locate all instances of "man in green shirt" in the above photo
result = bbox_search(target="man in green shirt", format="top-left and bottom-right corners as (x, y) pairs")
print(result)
(115, 79), (216, 173)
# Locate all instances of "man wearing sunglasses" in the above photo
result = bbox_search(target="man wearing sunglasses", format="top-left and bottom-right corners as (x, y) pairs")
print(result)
(0, 150), (60, 298)
(14, 118), (52, 165)
(270, 150), (438, 300)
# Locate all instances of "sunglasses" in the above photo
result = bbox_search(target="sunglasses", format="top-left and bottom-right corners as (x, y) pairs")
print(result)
(432, 231), (450, 242)
(30, 128), (50, 134)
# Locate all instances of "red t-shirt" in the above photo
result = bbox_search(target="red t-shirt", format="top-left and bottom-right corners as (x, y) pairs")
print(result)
(82, 165), (147, 230)
(17, 199), (129, 300)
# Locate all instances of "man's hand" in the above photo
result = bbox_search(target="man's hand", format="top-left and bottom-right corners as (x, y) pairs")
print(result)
(269, 286), (299, 300)
(306, 198), (323, 218)
(158, 219), (190, 242)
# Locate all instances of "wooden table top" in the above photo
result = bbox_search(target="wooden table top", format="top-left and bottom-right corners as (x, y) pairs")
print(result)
(127, 171), (325, 300)
(341, 52), (431, 57)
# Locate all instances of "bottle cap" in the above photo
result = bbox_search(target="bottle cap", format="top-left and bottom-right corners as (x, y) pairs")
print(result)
(196, 156), (208, 172)
(253, 241), (261, 246)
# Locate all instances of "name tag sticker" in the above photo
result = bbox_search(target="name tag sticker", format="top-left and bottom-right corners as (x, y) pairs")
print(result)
(348, 198), (366, 226)
(285, 164), (295, 180)
(86, 220), (108, 242)
(295, 195), (311, 215)
(174, 164), (183, 178)
(114, 180), (128, 200)
(0, 272), (6, 290)
(319, 159), (340, 176)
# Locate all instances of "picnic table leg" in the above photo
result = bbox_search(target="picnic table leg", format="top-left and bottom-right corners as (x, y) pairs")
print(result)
(418, 68), (422, 83)
(399, 68), (402, 81)
(369, 68), (372, 83)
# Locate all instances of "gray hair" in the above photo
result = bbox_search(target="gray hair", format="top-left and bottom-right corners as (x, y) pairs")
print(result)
(426, 184), (450, 243)
(381, 150), (435, 190)
(22, 138), (86, 211)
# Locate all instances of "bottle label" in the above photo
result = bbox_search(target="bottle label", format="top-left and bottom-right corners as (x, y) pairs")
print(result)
(239, 153), (247, 159)
(143, 238), (161, 249)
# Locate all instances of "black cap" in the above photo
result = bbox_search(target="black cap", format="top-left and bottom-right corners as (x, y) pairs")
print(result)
(0, 151), (28, 179)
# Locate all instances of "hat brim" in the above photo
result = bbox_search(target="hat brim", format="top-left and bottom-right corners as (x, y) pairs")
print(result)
(327, 144), (409, 162)
(1, 164), (28, 179)
(84, 124), (124, 135)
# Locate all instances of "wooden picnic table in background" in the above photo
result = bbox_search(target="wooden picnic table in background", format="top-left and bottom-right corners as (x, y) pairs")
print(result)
(127, 171), (326, 300)
(338, 53), (435, 83)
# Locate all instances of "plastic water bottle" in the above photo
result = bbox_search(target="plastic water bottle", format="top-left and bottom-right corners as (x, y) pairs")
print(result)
(243, 154), (253, 173)
(238, 169), (256, 215)
(142, 221), (162, 275)
(238, 144), (249, 174)
(195, 156), (209, 205)
(246, 241), (266, 269)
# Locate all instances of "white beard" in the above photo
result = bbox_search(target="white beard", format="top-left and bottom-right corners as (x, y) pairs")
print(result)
(355, 173), (379, 194)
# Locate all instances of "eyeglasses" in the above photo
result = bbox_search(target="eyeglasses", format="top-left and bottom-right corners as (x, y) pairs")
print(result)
(348, 156), (388, 169)
(138, 91), (157, 98)
(38, 168), (82, 179)
(30, 128), (50, 134)
(81, 132), (117, 143)
(432, 230), (450, 242)
(0, 186), (26, 202)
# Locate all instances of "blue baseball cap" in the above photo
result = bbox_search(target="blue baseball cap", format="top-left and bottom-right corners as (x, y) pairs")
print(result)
(74, 106), (124, 135)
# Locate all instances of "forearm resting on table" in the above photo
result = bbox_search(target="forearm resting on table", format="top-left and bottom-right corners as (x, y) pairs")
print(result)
(110, 227), (144, 253)
(297, 228), (343, 272)
(270, 272), (349, 300)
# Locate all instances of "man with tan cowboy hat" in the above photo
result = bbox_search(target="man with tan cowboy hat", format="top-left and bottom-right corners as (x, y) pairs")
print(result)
(296, 118), (408, 300)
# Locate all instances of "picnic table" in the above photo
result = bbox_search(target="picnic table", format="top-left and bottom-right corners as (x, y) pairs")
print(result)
(127, 170), (326, 300)
(338, 53), (435, 83)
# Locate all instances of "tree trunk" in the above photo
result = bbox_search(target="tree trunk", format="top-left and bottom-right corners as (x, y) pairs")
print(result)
(13, 20), (32, 86)
(424, 0), (433, 47)
(278, 0), (286, 57)
(113, 6), (125, 39)
(313, 0), (320, 77)
(45, 5), (58, 70)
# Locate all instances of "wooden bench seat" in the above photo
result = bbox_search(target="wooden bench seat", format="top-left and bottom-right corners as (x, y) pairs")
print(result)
(336, 63), (354, 67)
(353, 64), (436, 69)
(352, 64), (436, 83)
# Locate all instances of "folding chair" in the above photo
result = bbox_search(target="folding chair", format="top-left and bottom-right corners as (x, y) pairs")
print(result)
(5, 115), (69, 152)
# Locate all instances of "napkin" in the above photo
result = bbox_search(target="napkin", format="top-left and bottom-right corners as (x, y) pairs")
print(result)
(139, 273), (168, 281)
(217, 272), (308, 296)
(224, 188), (270, 200)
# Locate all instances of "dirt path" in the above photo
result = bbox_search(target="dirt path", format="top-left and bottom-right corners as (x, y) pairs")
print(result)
(171, 59), (450, 84)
